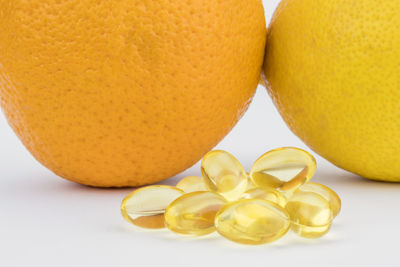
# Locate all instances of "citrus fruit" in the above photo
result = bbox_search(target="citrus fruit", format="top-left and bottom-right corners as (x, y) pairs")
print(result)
(0, 0), (266, 187)
(264, 0), (400, 182)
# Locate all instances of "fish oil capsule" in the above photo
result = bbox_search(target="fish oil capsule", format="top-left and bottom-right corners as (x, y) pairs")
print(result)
(176, 176), (207, 193)
(121, 185), (184, 229)
(298, 182), (341, 218)
(246, 172), (256, 190)
(286, 189), (333, 238)
(164, 191), (227, 236)
(241, 187), (287, 207)
(201, 150), (248, 201)
(250, 147), (316, 192)
(215, 199), (290, 245)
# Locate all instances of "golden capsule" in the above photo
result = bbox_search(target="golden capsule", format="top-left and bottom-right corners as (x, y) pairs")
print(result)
(215, 199), (291, 245)
(164, 191), (227, 236)
(121, 185), (184, 229)
(246, 172), (256, 190)
(176, 176), (207, 193)
(201, 150), (248, 201)
(286, 189), (333, 238)
(250, 147), (316, 192)
(298, 182), (341, 218)
(241, 187), (287, 207)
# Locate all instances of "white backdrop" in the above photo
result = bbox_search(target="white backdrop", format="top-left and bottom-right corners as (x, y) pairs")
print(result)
(1, 1), (399, 266)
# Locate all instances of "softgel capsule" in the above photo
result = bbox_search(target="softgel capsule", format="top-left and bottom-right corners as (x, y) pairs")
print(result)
(121, 147), (341, 245)
(121, 185), (184, 229)
(215, 199), (291, 245)
(201, 150), (248, 201)
(250, 147), (316, 192)
(164, 191), (227, 235)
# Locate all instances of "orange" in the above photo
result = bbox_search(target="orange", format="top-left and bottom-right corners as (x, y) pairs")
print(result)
(0, 0), (266, 187)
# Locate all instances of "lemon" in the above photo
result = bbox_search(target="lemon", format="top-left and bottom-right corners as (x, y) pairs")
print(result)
(264, 0), (400, 182)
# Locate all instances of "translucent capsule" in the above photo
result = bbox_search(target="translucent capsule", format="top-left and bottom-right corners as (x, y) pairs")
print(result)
(201, 150), (248, 201)
(246, 172), (256, 190)
(121, 185), (184, 229)
(176, 176), (207, 193)
(285, 189), (333, 238)
(215, 199), (291, 245)
(164, 191), (227, 236)
(241, 187), (287, 208)
(298, 182), (341, 218)
(250, 147), (316, 192)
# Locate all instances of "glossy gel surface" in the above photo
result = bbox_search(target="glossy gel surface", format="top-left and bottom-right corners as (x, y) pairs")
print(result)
(246, 173), (256, 190)
(242, 187), (287, 207)
(286, 190), (333, 238)
(201, 150), (248, 201)
(176, 176), (207, 193)
(164, 191), (227, 236)
(121, 185), (184, 229)
(215, 199), (290, 245)
(250, 147), (316, 192)
(299, 182), (341, 218)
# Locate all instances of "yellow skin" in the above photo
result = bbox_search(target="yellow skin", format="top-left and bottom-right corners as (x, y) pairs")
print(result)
(0, 0), (266, 187)
(264, 0), (400, 182)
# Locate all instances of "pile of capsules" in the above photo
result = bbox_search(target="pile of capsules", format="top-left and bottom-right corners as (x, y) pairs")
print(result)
(121, 147), (341, 245)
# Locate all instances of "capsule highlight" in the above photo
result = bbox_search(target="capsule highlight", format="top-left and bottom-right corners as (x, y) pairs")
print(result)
(121, 185), (184, 229)
(250, 147), (316, 192)
(215, 199), (291, 245)
(164, 191), (227, 236)
(201, 150), (248, 201)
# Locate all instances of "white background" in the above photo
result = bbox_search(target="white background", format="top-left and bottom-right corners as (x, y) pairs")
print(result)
(1, 1), (399, 266)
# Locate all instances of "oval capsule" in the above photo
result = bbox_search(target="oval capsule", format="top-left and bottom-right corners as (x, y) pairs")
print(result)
(215, 199), (290, 245)
(176, 176), (207, 193)
(298, 182), (341, 218)
(286, 189), (333, 238)
(164, 191), (227, 236)
(241, 187), (287, 207)
(250, 147), (316, 192)
(201, 150), (248, 201)
(121, 185), (184, 229)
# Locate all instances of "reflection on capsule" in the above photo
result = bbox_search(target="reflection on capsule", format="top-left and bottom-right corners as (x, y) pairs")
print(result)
(215, 199), (291, 245)
(164, 191), (227, 236)
(201, 150), (248, 201)
(286, 189), (333, 238)
(297, 182), (341, 218)
(176, 176), (207, 193)
(241, 187), (287, 207)
(250, 147), (316, 192)
(121, 185), (184, 229)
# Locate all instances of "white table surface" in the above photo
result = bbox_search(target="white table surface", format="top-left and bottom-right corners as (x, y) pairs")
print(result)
(1, 1), (399, 266)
